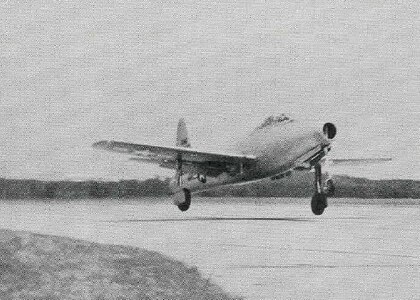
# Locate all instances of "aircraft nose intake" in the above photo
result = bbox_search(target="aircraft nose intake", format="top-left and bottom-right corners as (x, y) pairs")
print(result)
(323, 123), (337, 139)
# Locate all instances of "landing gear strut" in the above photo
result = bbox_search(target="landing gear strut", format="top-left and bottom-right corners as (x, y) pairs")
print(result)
(311, 163), (327, 215)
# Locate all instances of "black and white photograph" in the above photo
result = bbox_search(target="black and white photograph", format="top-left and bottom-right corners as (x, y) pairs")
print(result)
(0, 1), (419, 299)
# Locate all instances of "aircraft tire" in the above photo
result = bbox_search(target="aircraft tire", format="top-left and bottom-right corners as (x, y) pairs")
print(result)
(311, 193), (327, 215)
(177, 188), (191, 212)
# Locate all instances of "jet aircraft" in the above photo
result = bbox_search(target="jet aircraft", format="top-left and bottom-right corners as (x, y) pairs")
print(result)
(93, 115), (389, 215)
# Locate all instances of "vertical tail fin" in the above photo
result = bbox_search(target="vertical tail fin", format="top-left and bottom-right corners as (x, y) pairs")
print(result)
(176, 118), (191, 148)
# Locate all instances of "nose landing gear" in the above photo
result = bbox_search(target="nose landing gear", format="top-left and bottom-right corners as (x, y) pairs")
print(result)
(311, 163), (328, 215)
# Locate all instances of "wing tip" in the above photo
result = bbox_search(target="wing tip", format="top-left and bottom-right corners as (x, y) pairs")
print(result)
(92, 140), (111, 149)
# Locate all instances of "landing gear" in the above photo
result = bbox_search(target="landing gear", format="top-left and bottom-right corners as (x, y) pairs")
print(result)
(174, 155), (192, 211)
(177, 188), (191, 212)
(173, 154), (204, 211)
(324, 178), (335, 196)
(311, 163), (328, 215)
(311, 192), (327, 215)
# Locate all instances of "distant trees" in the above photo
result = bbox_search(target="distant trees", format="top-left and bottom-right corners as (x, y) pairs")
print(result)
(199, 173), (420, 199)
(0, 178), (171, 199)
(0, 174), (418, 199)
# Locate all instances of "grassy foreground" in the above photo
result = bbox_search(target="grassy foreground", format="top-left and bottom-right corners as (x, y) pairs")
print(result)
(0, 229), (240, 300)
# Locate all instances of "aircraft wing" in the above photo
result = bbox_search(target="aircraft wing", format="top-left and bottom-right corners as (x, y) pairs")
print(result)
(93, 140), (256, 175)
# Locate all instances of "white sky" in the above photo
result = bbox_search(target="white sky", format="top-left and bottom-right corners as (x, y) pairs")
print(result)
(0, 0), (419, 180)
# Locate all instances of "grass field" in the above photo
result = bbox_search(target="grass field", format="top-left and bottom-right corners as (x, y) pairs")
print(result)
(0, 229), (240, 300)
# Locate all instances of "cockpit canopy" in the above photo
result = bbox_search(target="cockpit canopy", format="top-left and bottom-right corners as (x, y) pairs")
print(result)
(256, 114), (294, 130)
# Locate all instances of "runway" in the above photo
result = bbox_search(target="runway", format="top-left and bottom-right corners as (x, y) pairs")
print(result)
(0, 198), (418, 299)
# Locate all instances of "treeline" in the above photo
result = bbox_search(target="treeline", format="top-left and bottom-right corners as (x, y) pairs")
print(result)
(0, 174), (419, 199)
(198, 173), (420, 199)
(0, 178), (171, 199)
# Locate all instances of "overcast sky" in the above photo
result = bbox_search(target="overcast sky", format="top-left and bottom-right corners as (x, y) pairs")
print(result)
(0, 0), (419, 180)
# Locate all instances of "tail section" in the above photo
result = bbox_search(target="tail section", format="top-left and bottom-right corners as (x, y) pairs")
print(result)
(176, 118), (191, 148)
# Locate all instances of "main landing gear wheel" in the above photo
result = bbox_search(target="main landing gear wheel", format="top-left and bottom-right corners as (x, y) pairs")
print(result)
(311, 163), (328, 215)
(177, 188), (191, 212)
(311, 193), (327, 215)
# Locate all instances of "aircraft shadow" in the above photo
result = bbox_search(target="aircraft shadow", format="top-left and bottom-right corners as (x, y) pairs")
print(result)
(109, 217), (312, 223)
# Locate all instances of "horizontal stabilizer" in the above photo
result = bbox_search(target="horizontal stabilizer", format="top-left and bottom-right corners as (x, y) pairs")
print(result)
(329, 158), (392, 166)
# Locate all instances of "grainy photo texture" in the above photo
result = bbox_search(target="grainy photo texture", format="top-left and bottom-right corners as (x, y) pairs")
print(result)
(0, 1), (419, 299)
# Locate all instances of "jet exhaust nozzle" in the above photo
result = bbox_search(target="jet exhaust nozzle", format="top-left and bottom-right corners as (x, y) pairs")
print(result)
(323, 123), (337, 139)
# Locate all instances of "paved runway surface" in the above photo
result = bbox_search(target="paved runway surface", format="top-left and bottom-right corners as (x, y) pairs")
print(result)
(0, 198), (419, 299)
